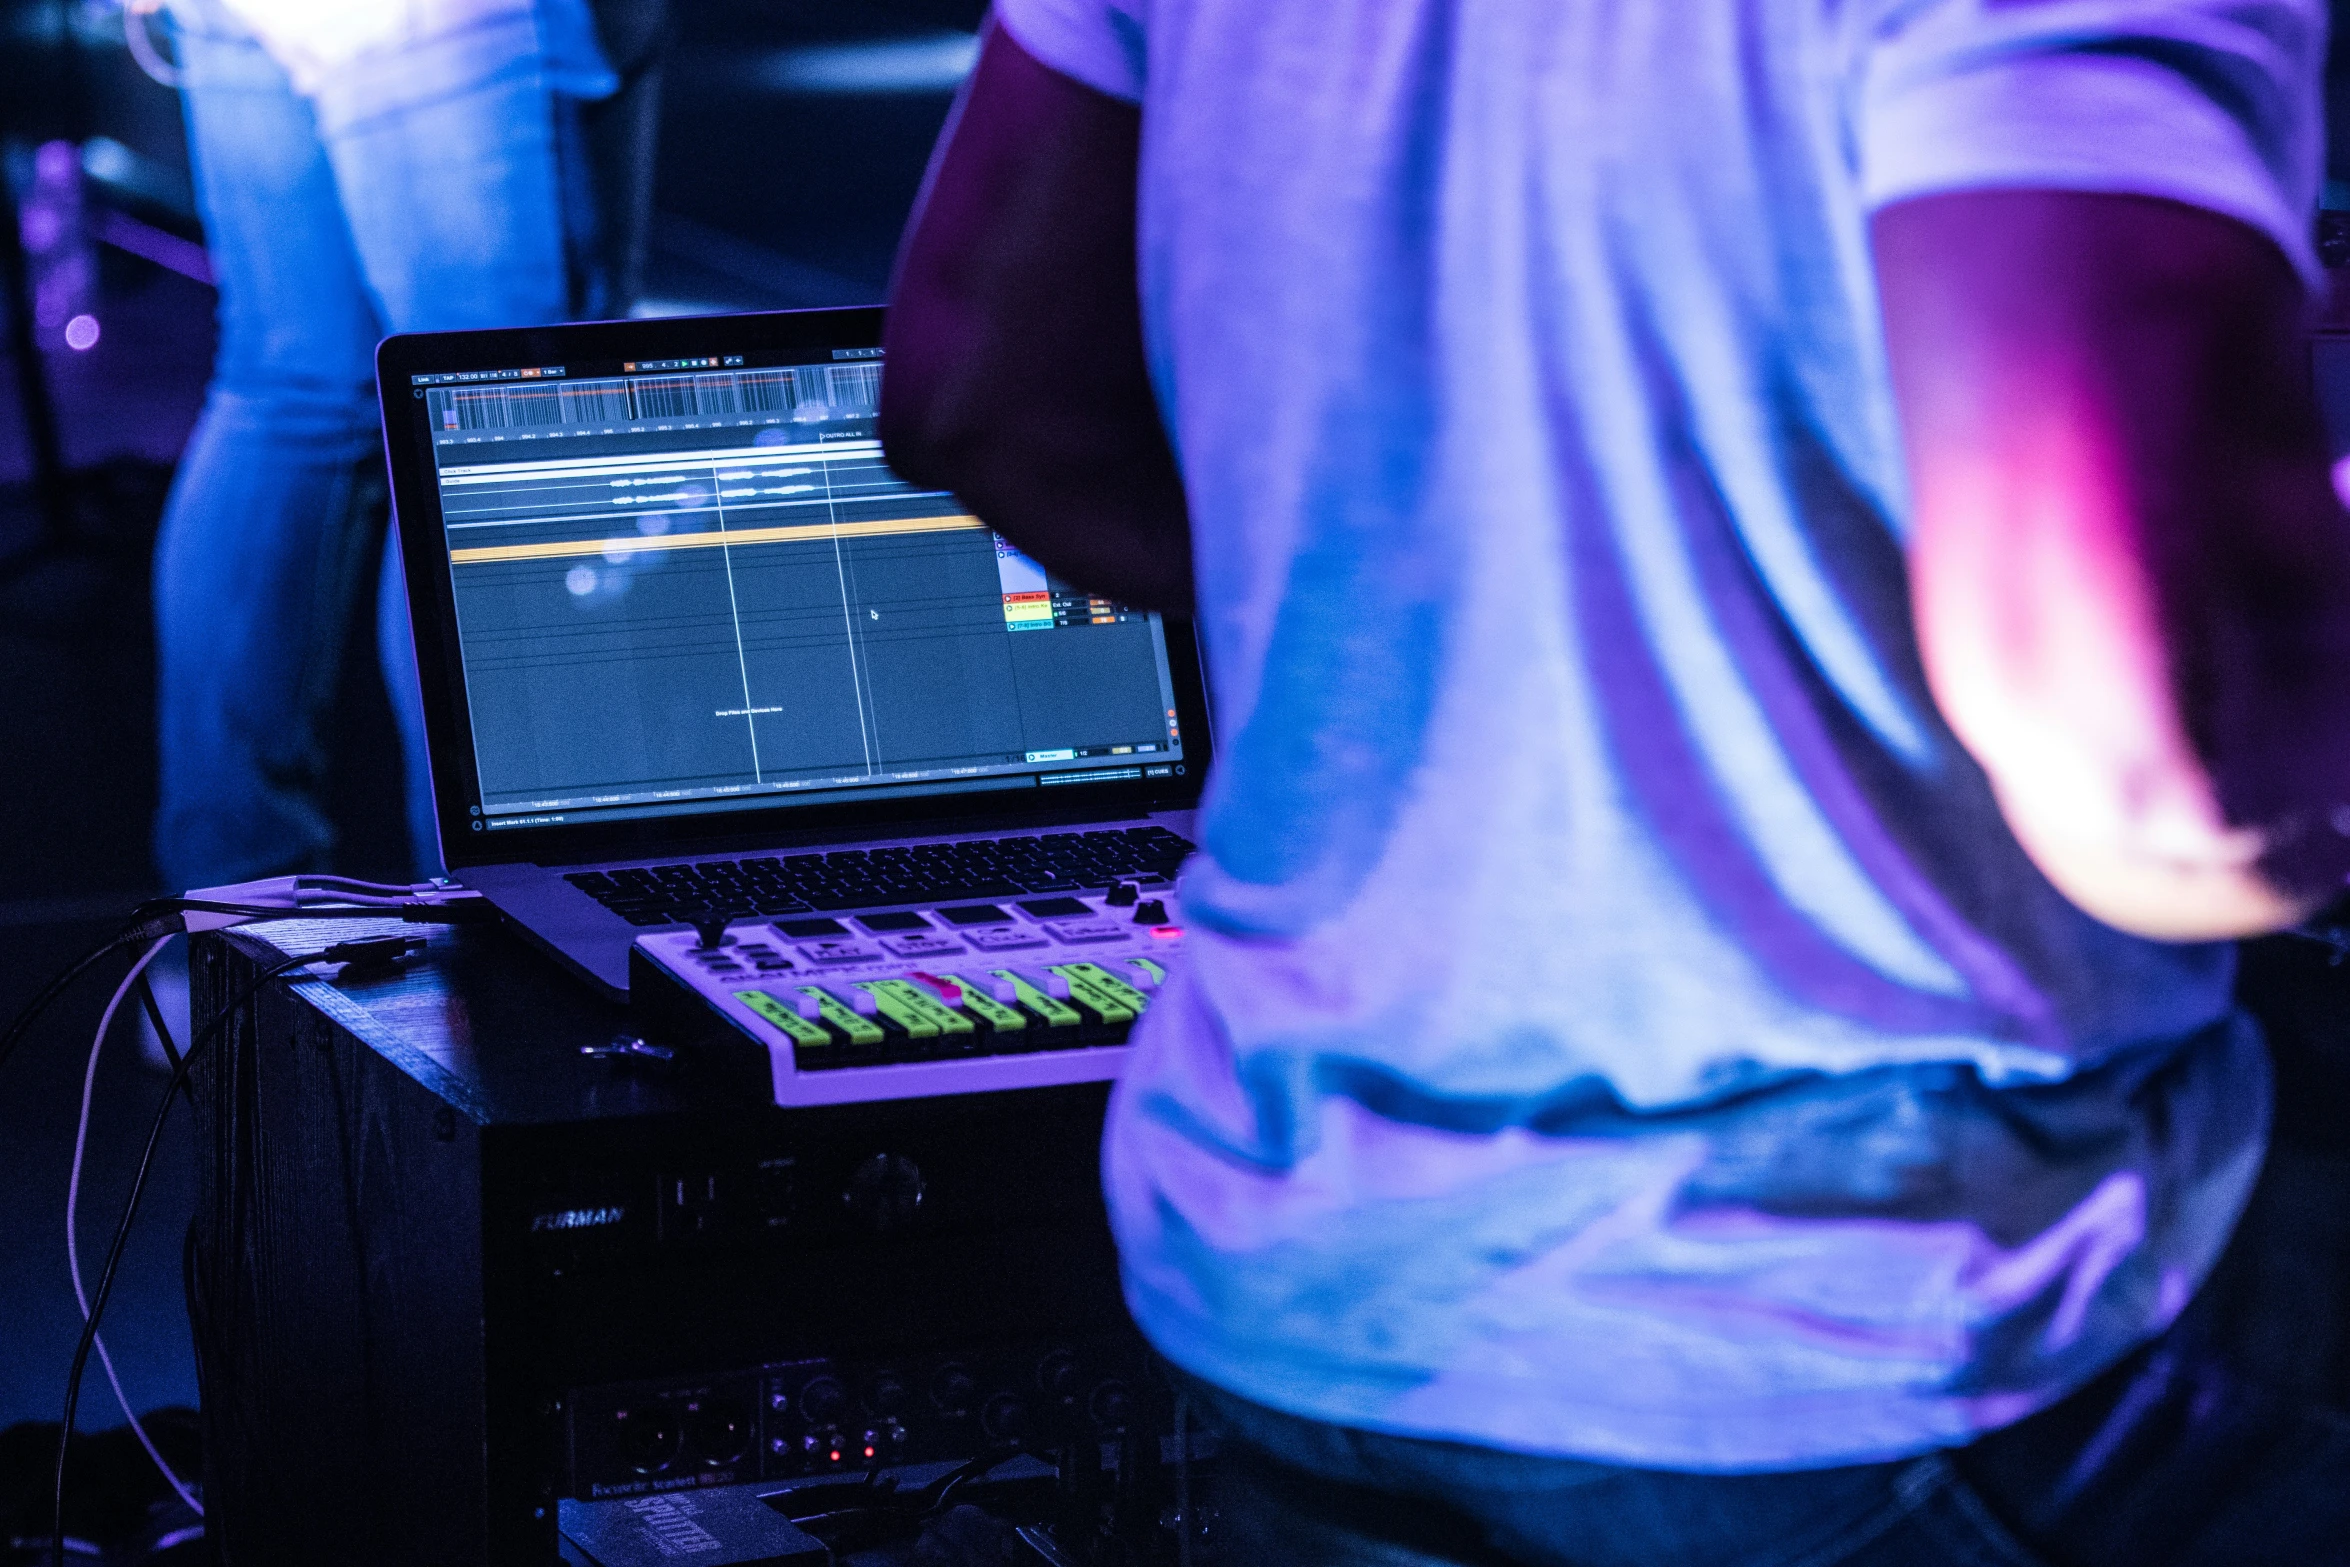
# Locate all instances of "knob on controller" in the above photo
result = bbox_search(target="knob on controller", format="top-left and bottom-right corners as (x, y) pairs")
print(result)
(867, 1372), (910, 1417)
(932, 1365), (976, 1416)
(844, 1153), (925, 1233)
(799, 1376), (850, 1425)
(981, 1393), (1030, 1443)
(1088, 1380), (1132, 1432)
(1037, 1350), (1081, 1404)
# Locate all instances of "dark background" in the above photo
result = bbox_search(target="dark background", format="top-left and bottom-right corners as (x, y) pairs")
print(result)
(0, 0), (982, 1441)
(6, 0), (2350, 1521)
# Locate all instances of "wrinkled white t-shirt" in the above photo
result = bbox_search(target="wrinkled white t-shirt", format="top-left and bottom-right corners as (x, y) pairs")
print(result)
(995, 0), (2321, 1468)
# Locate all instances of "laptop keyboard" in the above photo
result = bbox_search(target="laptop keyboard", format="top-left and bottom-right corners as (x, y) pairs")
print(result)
(564, 826), (1195, 926)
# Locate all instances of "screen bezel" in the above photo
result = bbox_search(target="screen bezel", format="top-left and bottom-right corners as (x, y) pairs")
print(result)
(377, 307), (1211, 871)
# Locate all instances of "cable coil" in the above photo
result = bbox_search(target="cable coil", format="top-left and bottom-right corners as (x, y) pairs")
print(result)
(0, 876), (483, 1565)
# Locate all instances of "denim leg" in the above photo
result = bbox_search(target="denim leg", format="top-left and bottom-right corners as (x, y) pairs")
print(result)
(376, 522), (442, 878)
(315, 38), (582, 884)
(308, 22), (585, 336)
(328, 24), (611, 885)
(1181, 1130), (2350, 1567)
(154, 8), (383, 890)
(1177, 1367), (1962, 1567)
(1193, 1391), (2064, 1567)
(1956, 1139), (2350, 1567)
(156, 3), (600, 888)
(1788, 1458), (2051, 1567)
(1172, 972), (2350, 1567)
(1187, 1247), (2350, 1567)
(1207, 1442), (1515, 1567)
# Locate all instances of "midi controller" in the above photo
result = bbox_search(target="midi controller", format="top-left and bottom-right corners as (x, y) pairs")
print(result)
(630, 882), (1184, 1105)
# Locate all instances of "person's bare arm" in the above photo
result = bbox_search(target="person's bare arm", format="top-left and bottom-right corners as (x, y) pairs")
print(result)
(880, 24), (1191, 611)
(1877, 191), (2350, 939)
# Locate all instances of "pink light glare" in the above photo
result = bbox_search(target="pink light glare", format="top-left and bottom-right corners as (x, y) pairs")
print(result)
(63, 314), (100, 351)
(1912, 407), (2282, 936)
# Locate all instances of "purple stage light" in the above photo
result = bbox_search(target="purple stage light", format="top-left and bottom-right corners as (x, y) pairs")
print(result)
(64, 314), (101, 351)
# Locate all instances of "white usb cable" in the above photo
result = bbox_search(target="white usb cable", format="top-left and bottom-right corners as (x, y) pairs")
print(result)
(60, 874), (485, 1518)
(67, 934), (201, 1515)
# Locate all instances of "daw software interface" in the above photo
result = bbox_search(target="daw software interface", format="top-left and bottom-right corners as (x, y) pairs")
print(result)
(412, 347), (1189, 833)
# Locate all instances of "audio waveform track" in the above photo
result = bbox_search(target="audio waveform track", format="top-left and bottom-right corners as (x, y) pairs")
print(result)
(426, 362), (882, 432)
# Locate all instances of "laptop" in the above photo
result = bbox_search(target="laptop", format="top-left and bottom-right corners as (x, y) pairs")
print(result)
(378, 307), (1210, 1003)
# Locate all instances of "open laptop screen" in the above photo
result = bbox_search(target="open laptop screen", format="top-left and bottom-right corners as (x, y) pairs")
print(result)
(400, 335), (1192, 840)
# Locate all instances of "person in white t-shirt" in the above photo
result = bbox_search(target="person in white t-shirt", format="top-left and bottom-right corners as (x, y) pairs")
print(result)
(879, 1), (2350, 1561)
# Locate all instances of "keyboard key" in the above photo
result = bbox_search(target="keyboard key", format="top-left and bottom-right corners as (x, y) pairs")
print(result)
(569, 830), (1195, 943)
(806, 889), (913, 912)
(935, 904), (1012, 925)
(935, 880), (1024, 900)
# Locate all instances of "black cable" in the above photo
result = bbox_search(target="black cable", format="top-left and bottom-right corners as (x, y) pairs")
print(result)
(0, 902), (292, 1079)
(47, 948), (303, 1564)
(133, 974), (180, 1075)
(132, 971), (192, 1111)
(780, 1449), (1021, 1536)
(0, 896), (484, 1081)
(0, 925), (160, 1080)
(1174, 1393), (1192, 1567)
(49, 934), (422, 1567)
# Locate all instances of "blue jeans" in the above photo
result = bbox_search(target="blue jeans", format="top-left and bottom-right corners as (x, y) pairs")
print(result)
(153, 0), (613, 888)
(1178, 1133), (2350, 1566)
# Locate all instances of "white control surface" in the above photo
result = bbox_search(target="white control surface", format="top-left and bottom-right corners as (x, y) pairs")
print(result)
(635, 890), (1184, 1106)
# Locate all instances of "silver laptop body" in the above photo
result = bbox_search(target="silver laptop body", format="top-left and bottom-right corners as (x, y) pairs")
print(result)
(379, 308), (1211, 1003)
